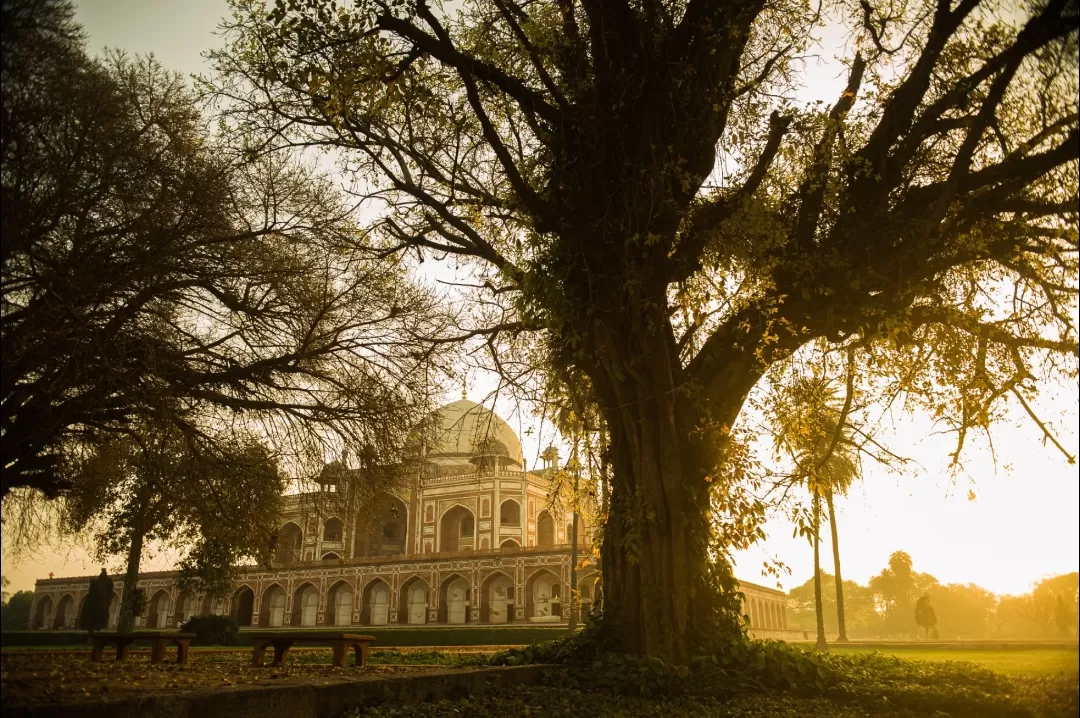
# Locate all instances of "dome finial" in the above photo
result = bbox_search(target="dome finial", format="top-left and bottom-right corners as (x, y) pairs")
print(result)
(461, 378), (467, 400)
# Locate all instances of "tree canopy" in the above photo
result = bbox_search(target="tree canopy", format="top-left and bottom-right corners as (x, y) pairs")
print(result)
(1, 0), (452, 502)
(209, 0), (1078, 661)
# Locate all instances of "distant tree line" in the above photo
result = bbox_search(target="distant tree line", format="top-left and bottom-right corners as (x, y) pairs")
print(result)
(785, 551), (1079, 640)
(0, 576), (34, 630)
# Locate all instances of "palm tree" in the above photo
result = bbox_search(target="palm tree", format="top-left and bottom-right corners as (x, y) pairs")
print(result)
(773, 375), (860, 647)
(813, 440), (857, 643)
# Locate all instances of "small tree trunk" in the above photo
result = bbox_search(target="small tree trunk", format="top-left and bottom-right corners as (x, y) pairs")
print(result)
(826, 491), (848, 643)
(813, 492), (827, 649)
(116, 526), (146, 633)
(568, 457), (580, 633)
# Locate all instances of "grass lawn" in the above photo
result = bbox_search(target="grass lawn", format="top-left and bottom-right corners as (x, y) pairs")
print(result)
(829, 645), (1079, 676)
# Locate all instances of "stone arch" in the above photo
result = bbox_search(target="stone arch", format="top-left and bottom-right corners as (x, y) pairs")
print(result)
(231, 585), (255, 626)
(438, 504), (475, 552)
(438, 573), (470, 624)
(577, 572), (600, 619)
(499, 499), (520, 525)
(361, 578), (391, 626)
(53, 594), (75, 629)
(323, 516), (344, 542)
(481, 497), (490, 518)
(565, 517), (586, 546)
(536, 510), (555, 547)
(321, 552), (342, 561)
(200, 592), (221, 616)
(146, 589), (171, 629)
(276, 521), (304, 565)
(291, 582), (320, 627)
(480, 570), (515, 624)
(108, 591), (122, 629)
(378, 495), (409, 556)
(32, 595), (54, 629)
(500, 538), (520, 549)
(259, 583), (287, 627)
(327, 580), (354, 626)
(398, 576), (429, 625)
(76, 594), (88, 626)
(173, 589), (197, 627)
(525, 569), (562, 621)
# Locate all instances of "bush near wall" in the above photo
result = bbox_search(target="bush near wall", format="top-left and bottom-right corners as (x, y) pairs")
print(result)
(180, 615), (240, 646)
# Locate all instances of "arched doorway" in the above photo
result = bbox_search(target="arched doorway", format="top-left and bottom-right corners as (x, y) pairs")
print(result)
(292, 583), (319, 627)
(500, 538), (520, 549)
(327, 581), (353, 626)
(260, 584), (287, 627)
(321, 552), (341, 561)
(356, 495), (409, 557)
(108, 592), (121, 629)
(232, 586), (255, 627)
(398, 577), (428, 625)
(439, 505), (475, 552)
(578, 573), (599, 621)
(499, 499), (520, 525)
(53, 594), (74, 629)
(146, 590), (170, 629)
(362, 579), (390, 625)
(438, 574), (469, 624)
(32, 595), (53, 629)
(536, 511), (555, 547)
(174, 590), (197, 626)
(323, 517), (343, 542)
(480, 572), (515, 624)
(276, 522), (304, 565)
(526, 570), (562, 622)
(201, 592), (224, 616)
(564, 519), (586, 546)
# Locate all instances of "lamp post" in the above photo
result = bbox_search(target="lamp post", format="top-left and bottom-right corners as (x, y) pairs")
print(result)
(568, 447), (580, 633)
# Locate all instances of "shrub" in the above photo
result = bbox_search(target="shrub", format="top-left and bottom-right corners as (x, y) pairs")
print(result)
(180, 614), (239, 646)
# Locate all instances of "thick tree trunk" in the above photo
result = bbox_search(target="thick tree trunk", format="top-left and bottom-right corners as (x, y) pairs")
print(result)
(826, 491), (849, 642)
(593, 333), (759, 663)
(116, 526), (145, 633)
(813, 493), (827, 649)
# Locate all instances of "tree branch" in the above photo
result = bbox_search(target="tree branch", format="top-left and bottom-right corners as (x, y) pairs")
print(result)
(668, 110), (792, 283)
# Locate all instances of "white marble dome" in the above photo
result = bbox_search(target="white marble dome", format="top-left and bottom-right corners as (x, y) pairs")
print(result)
(424, 399), (523, 469)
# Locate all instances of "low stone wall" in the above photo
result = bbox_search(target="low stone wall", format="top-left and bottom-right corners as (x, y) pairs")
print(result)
(2, 664), (548, 718)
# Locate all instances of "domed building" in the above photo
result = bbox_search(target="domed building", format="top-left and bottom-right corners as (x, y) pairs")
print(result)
(29, 399), (797, 638)
(27, 399), (617, 632)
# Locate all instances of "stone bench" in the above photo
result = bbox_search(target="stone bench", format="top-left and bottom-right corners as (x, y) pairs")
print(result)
(90, 632), (195, 664)
(251, 632), (376, 668)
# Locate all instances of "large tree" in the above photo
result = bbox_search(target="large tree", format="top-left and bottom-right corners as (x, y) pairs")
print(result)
(1, 0), (450, 500)
(64, 424), (284, 632)
(212, 0), (1079, 661)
